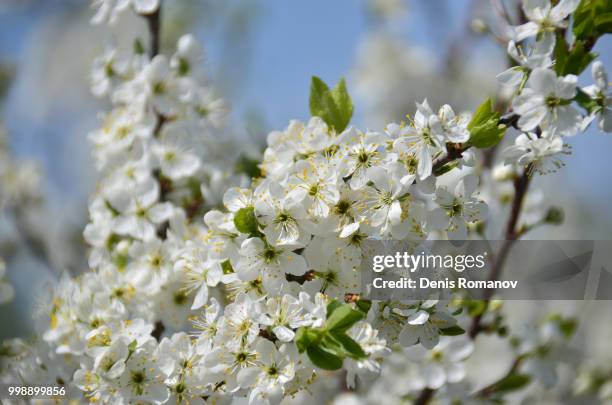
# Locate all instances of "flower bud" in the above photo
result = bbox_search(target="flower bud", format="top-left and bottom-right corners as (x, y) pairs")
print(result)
(493, 163), (515, 181)
(471, 18), (489, 34)
(544, 207), (564, 225)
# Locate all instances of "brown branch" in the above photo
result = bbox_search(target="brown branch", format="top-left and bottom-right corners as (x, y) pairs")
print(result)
(504, 167), (531, 241)
(414, 388), (435, 405)
(144, 7), (161, 58)
(432, 110), (519, 173)
(432, 143), (469, 172)
(151, 320), (165, 340)
(408, 9), (597, 399)
(142, 2), (169, 336)
(499, 112), (520, 130)
(416, 157), (535, 401)
(258, 328), (277, 342)
(136, 7), (175, 253)
(468, 162), (532, 337)
(286, 270), (315, 284)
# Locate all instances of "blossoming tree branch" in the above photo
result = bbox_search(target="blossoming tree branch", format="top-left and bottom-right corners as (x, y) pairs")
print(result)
(1, 0), (611, 404)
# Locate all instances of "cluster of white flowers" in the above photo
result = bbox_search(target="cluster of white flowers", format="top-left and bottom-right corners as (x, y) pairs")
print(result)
(0, 130), (42, 306)
(0, 130), (41, 211)
(331, 337), (476, 405)
(1, 0), (611, 403)
(574, 360), (612, 404)
(498, 0), (612, 174)
(583, 61), (612, 133)
(45, 101), (486, 401)
(513, 315), (576, 388)
(92, 0), (160, 25)
(333, 315), (577, 404)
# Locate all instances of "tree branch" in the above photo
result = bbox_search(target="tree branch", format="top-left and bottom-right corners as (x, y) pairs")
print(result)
(141, 2), (169, 337)
(432, 143), (469, 172)
(414, 388), (435, 405)
(286, 270), (315, 284)
(144, 7), (161, 58)
(416, 154), (534, 402)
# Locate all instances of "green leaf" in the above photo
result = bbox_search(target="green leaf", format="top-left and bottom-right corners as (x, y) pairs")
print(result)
(489, 373), (531, 393)
(355, 299), (372, 315)
(326, 299), (343, 318)
(548, 314), (578, 338)
(306, 345), (344, 370)
(309, 76), (353, 133)
(325, 304), (365, 333)
(328, 332), (367, 359)
(433, 160), (460, 177)
(565, 45), (596, 76)
(573, 0), (612, 41)
(439, 325), (466, 336)
(234, 155), (262, 178)
(466, 98), (506, 149)
(559, 318), (578, 338)
(128, 339), (137, 354)
(330, 78), (354, 132)
(233, 206), (259, 236)
(574, 88), (600, 113)
(310, 77), (338, 127)
(544, 206), (565, 225)
(553, 33), (570, 75)
(466, 300), (487, 317)
(573, 0), (592, 39)
(452, 307), (463, 316)
(295, 327), (322, 353)
(555, 35), (597, 75)
(594, 12), (612, 33)
(470, 97), (495, 125)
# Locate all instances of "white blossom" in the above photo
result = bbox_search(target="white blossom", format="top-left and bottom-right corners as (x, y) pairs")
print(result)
(5, 3), (603, 403)
(504, 130), (569, 174)
(497, 35), (554, 91)
(582, 61), (612, 133)
(513, 68), (582, 135)
(512, 0), (580, 42)
(403, 337), (474, 389)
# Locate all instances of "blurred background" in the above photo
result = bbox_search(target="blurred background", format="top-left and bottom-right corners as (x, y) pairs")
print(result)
(0, 2), (611, 390)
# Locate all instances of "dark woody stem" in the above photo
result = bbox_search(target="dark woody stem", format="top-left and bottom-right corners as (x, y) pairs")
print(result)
(140, 2), (168, 339)
(416, 161), (533, 404)
(144, 6), (161, 58)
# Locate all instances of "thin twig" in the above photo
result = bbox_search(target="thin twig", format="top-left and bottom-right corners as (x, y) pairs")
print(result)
(144, 8), (161, 58)
(286, 270), (315, 284)
(414, 388), (435, 405)
(140, 2), (170, 339)
(468, 162), (532, 337)
(416, 154), (534, 401)
(432, 143), (469, 171)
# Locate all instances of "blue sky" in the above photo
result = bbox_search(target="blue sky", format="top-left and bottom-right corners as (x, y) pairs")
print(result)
(210, 0), (471, 129)
(0, 1), (610, 209)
